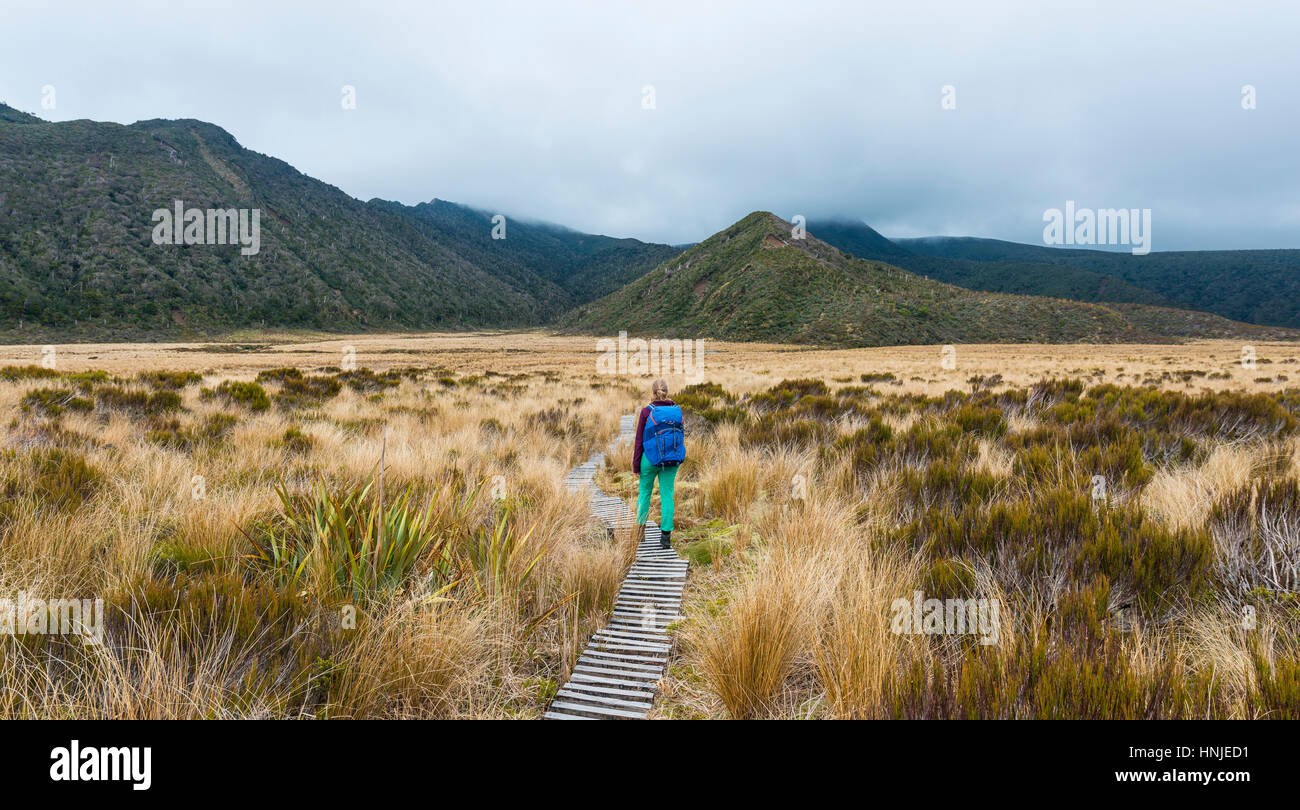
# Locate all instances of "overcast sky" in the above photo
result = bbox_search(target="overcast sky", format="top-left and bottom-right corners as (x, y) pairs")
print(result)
(3, 0), (1297, 250)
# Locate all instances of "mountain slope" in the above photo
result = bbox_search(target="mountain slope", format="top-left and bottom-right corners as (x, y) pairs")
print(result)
(563, 212), (1294, 347)
(801, 218), (913, 262)
(0, 106), (542, 336)
(0, 104), (675, 339)
(379, 199), (681, 304)
(808, 220), (1175, 308)
(896, 235), (1300, 328)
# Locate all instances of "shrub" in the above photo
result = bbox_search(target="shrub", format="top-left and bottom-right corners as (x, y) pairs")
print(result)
(255, 368), (343, 408)
(105, 568), (335, 714)
(1252, 646), (1300, 719)
(861, 372), (896, 383)
(952, 404), (1007, 438)
(146, 413), (239, 450)
(0, 365), (61, 382)
(138, 370), (202, 390)
(882, 630), (1222, 719)
(255, 368), (305, 385)
(901, 488), (1212, 607)
(338, 368), (403, 392)
(835, 419), (894, 473)
(277, 376), (343, 408)
(1, 448), (102, 512)
(750, 378), (830, 412)
(898, 462), (1001, 510)
(743, 414), (834, 449)
(1210, 477), (1300, 598)
(278, 426), (313, 454)
(20, 387), (93, 418)
(203, 380), (270, 412)
(676, 381), (735, 412)
(95, 386), (184, 417)
(1068, 385), (1295, 441)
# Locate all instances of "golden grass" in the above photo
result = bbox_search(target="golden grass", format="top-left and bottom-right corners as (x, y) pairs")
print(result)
(2, 332), (1298, 718)
(4, 334), (1299, 397)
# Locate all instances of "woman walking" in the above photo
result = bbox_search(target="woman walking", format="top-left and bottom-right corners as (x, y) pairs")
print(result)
(633, 379), (685, 550)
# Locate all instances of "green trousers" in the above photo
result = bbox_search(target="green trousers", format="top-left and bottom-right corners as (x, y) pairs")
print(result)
(636, 453), (678, 532)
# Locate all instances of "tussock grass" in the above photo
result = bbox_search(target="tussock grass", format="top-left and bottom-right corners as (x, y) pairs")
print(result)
(4, 336), (1300, 719)
(0, 353), (643, 718)
(664, 368), (1300, 719)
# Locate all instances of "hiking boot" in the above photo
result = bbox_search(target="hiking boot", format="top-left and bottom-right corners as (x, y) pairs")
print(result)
(660, 530), (672, 550)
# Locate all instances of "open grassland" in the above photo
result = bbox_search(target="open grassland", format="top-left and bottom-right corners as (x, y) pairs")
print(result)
(1, 332), (1298, 718)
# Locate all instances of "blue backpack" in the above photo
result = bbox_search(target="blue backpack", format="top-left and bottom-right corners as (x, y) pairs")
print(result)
(642, 404), (685, 467)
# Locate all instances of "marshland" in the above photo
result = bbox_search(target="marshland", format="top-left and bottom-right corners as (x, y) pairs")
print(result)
(1, 333), (1297, 718)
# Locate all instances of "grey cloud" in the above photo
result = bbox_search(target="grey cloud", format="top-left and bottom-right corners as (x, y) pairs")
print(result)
(3, 0), (1296, 249)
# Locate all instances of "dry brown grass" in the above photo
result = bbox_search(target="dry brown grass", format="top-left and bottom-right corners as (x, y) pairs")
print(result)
(3, 332), (1298, 718)
(4, 334), (1298, 397)
(0, 335), (654, 718)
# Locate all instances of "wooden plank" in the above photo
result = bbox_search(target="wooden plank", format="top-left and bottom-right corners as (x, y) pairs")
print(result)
(611, 599), (678, 609)
(615, 597), (682, 605)
(580, 649), (667, 665)
(549, 700), (646, 720)
(615, 594), (682, 602)
(614, 596), (681, 605)
(598, 628), (670, 642)
(608, 612), (676, 622)
(556, 690), (653, 711)
(575, 663), (663, 681)
(607, 618), (673, 631)
(569, 671), (660, 690)
(605, 631), (671, 641)
(611, 610), (684, 621)
(590, 641), (671, 656)
(615, 597), (681, 606)
(543, 711), (595, 720)
(594, 636), (670, 651)
(559, 681), (656, 699)
(606, 626), (672, 637)
(590, 632), (671, 647)
(578, 658), (665, 675)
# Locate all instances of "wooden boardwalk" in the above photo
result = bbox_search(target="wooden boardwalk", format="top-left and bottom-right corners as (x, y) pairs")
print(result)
(546, 414), (688, 720)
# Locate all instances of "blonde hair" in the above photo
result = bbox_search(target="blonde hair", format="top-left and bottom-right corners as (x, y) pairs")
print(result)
(651, 378), (669, 400)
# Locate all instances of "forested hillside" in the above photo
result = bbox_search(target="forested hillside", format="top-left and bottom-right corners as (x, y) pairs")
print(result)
(0, 104), (675, 339)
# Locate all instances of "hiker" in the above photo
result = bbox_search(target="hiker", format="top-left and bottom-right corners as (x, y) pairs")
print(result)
(633, 378), (686, 550)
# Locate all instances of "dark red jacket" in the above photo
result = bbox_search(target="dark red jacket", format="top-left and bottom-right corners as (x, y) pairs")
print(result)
(633, 399), (676, 474)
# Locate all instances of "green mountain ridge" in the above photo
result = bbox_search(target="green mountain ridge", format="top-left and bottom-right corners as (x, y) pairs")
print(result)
(808, 220), (1176, 309)
(0, 103), (678, 340)
(562, 212), (1295, 347)
(384, 199), (681, 305)
(898, 235), (1300, 328)
(2, 101), (1295, 347)
(809, 224), (1300, 328)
